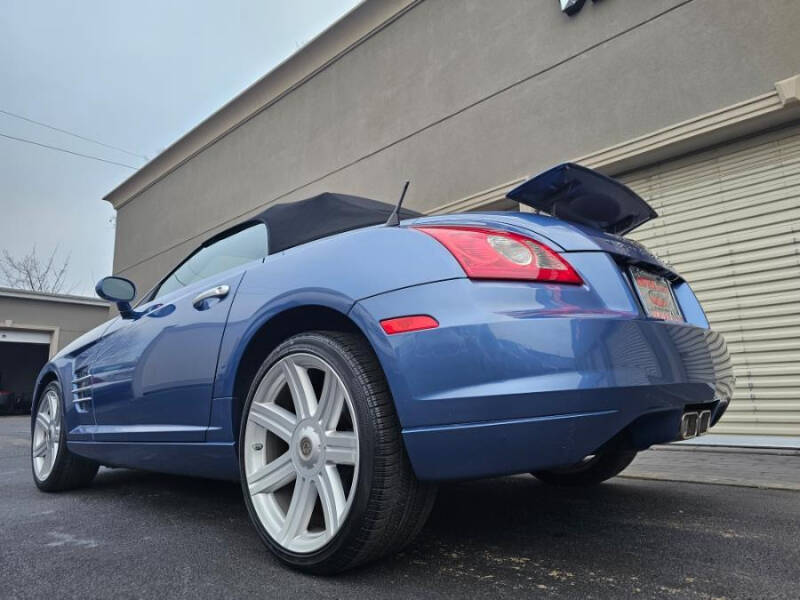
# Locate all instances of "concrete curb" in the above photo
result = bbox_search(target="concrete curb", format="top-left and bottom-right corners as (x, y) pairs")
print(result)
(620, 472), (800, 492)
(653, 444), (800, 457)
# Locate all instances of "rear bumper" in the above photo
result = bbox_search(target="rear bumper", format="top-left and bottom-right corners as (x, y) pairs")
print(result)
(401, 387), (717, 480)
(351, 278), (734, 481)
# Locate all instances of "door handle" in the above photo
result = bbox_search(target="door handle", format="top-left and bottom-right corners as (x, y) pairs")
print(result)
(192, 285), (230, 309)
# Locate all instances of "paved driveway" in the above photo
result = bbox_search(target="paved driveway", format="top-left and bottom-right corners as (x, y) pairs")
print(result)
(2, 415), (798, 599)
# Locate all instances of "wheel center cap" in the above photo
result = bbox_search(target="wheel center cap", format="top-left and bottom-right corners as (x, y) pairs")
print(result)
(292, 422), (323, 474)
(299, 437), (313, 457)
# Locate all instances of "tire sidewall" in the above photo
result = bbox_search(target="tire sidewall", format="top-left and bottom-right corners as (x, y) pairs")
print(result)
(238, 332), (379, 571)
(533, 449), (638, 486)
(31, 381), (68, 491)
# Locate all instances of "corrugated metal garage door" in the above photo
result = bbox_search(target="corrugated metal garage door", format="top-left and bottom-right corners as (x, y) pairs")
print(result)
(621, 125), (800, 436)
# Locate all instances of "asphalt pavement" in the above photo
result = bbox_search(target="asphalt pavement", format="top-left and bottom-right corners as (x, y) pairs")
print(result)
(2, 415), (798, 599)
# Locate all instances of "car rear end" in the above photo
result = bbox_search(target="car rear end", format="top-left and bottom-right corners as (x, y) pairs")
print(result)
(351, 179), (734, 482)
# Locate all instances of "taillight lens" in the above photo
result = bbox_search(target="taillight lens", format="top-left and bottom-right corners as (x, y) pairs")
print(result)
(413, 226), (582, 284)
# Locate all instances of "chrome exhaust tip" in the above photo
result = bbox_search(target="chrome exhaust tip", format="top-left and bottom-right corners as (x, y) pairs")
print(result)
(698, 410), (712, 435)
(680, 412), (699, 440)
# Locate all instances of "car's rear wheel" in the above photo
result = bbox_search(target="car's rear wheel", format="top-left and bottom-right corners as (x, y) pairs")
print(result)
(239, 331), (436, 574)
(32, 381), (99, 492)
(532, 449), (638, 487)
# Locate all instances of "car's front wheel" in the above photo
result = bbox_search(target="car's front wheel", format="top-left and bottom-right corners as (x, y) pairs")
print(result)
(32, 381), (99, 492)
(239, 331), (436, 574)
(532, 449), (638, 487)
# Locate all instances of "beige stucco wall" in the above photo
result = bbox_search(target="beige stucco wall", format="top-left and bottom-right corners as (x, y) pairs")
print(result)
(110, 0), (800, 295)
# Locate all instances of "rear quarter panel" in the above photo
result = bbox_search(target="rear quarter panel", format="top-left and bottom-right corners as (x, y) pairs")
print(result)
(213, 225), (464, 399)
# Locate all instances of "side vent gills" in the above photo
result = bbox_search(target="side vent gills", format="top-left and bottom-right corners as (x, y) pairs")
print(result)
(72, 366), (93, 413)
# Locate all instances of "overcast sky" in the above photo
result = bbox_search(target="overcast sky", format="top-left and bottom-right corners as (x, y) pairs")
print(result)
(0, 0), (361, 296)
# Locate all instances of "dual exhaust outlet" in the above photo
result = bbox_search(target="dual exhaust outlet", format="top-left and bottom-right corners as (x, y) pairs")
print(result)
(679, 410), (712, 440)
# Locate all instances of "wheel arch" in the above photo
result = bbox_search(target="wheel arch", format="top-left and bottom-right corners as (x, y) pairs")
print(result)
(31, 367), (60, 429)
(229, 304), (379, 443)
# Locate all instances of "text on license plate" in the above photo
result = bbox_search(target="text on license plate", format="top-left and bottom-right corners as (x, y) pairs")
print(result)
(630, 267), (684, 322)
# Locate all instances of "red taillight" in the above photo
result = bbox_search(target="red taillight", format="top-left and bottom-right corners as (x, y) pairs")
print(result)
(380, 315), (439, 335)
(413, 226), (583, 284)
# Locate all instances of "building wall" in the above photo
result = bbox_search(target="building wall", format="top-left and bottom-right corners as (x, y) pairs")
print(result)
(0, 295), (109, 351)
(110, 0), (800, 294)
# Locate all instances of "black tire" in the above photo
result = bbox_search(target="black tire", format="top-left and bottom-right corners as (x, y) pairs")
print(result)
(532, 449), (638, 487)
(32, 381), (99, 492)
(239, 331), (437, 574)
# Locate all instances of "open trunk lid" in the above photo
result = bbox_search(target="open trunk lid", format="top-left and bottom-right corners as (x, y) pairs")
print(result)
(506, 163), (657, 235)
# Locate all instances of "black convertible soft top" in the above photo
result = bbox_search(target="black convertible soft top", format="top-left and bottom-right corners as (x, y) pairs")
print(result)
(247, 192), (421, 254)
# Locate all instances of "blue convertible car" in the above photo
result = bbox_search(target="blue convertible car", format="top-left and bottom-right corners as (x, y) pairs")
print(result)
(31, 164), (733, 573)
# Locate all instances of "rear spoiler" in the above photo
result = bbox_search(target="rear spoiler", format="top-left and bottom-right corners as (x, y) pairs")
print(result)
(506, 163), (658, 235)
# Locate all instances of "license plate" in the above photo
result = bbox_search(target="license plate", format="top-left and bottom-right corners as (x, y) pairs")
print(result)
(630, 267), (684, 322)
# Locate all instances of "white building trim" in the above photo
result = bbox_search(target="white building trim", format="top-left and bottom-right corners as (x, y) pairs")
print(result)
(0, 287), (108, 308)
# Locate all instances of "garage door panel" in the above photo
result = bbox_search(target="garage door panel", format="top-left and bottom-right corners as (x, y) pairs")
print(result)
(636, 203), (800, 246)
(637, 222), (798, 257)
(727, 339), (800, 354)
(713, 423), (800, 435)
(697, 279), (800, 303)
(625, 134), (800, 191)
(727, 400), (800, 412)
(627, 171), (789, 215)
(651, 207), (798, 248)
(697, 300), (798, 324)
(730, 389), (799, 401)
(723, 327), (800, 345)
(726, 351), (800, 366)
(623, 125), (800, 437)
(646, 154), (800, 200)
(676, 244), (800, 276)
(681, 257), (800, 282)
(664, 232), (799, 265)
(701, 291), (798, 314)
(636, 215), (800, 252)
(700, 313), (799, 334)
(645, 171), (800, 220)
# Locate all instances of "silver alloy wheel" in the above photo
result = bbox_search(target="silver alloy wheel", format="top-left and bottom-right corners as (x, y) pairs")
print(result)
(32, 389), (61, 481)
(244, 353), (360, 553)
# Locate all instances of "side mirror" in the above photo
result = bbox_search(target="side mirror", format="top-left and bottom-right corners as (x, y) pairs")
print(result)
(95, 276), (138, 319)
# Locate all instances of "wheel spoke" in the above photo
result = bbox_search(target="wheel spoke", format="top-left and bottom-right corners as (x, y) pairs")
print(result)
(249, 402), (297, 442)
(280, 476), (316, 545)
(32, 439), (48, 458)
(316, 370), (345, 431)
(326, 432), (357, 465)
(49, 443), (58, 469)
(248, 452), (296, 495)
(281, 358), (317, 420)
(47, 392), (58, 420)
(316, 465), (347, 535)
(35, 412), (50, 430)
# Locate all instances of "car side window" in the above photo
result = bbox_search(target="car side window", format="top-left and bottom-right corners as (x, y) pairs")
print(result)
(153, 223), (268, 300)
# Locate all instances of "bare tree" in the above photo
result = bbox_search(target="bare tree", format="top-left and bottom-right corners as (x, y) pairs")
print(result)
(0, 246), (71, 294)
